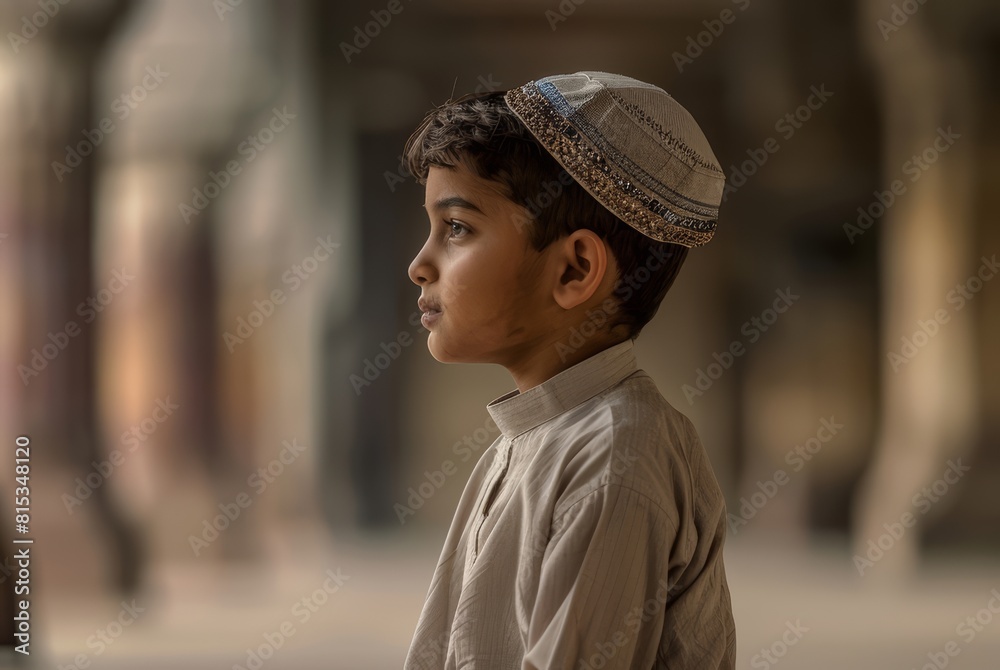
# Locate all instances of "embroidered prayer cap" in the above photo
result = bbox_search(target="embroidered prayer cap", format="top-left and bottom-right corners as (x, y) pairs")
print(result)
(504, 71), (726, 248)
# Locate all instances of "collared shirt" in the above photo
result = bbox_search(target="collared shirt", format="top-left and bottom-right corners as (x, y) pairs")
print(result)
(404, 338), (736, 669)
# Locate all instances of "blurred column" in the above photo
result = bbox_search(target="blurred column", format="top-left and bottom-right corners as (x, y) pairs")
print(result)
(310, 11), (427, 528)
(0, 0), (143, 598)
(306, 0), (364, 532)
(852, 0), (978, 582)
(92, 0), (299, 569)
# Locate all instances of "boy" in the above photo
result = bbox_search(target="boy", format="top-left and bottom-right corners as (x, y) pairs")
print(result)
(403, 71), (736, 669)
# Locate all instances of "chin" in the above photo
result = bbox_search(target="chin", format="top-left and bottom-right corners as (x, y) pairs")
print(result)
(426, 336), (457, 363)
(427, 335), (476, 364)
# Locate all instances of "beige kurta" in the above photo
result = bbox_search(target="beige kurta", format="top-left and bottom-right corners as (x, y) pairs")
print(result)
(404, 338), (736, 669)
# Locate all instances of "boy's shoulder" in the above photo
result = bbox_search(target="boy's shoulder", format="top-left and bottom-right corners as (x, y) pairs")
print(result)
(566, 367), (701, 450)
(542, 369), (716, 518)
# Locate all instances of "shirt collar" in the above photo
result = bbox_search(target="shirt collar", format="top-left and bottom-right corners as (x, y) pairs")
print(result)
(486, 338), (638, 440)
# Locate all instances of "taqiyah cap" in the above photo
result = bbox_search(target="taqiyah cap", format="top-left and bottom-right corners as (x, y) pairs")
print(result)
(504, 71), (725, 247)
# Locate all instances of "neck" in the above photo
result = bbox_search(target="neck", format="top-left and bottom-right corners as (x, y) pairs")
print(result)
(505, 333), (629, 393)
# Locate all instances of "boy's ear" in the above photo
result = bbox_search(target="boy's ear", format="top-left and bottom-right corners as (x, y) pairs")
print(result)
(552, 229), (612, 310)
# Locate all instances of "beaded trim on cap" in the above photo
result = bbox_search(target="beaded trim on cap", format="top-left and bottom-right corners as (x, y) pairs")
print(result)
(504, 81), (717, 248)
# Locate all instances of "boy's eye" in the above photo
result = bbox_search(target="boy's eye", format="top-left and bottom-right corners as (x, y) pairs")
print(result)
(446, 220), (469, 238)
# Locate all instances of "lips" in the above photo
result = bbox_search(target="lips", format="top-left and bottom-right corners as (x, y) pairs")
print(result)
(418, 297), (442, 329)
(418, 297), (442, 314)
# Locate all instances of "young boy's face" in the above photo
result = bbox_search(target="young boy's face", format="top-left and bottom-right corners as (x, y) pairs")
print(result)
(407, 159), (557, 366)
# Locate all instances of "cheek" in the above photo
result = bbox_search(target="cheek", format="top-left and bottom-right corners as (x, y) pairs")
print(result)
(445, 255), (517, 318)
(440, 255), (481, 306)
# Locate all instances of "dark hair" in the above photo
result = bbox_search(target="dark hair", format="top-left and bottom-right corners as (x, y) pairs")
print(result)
(402, 90), (689, 341)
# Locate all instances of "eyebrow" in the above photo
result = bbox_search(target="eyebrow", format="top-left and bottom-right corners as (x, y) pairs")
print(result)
(423, 196), (486, 216)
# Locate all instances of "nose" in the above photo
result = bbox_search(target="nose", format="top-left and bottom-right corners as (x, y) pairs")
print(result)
(408, 239), (437, 286)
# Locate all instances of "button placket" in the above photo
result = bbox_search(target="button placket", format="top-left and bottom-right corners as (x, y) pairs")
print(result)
(471, 437), (513, 561)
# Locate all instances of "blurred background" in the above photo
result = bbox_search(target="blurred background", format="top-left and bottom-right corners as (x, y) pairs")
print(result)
(1, 0), (998, 667)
